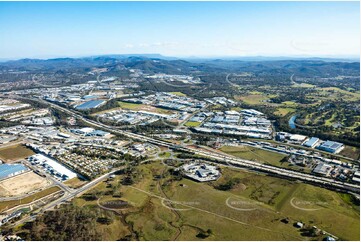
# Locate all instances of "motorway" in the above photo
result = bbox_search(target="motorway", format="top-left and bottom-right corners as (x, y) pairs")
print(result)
(30, 97), (359, 194)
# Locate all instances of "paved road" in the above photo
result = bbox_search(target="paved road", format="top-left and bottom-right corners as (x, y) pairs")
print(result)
(26, 97), (358, 194)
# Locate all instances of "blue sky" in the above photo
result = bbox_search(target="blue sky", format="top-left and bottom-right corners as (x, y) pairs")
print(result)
(0, 1), (359, 59)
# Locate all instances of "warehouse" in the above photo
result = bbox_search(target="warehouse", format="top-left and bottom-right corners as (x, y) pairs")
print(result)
(317, 140), (344, 154)
(28, 154), (77, 181)
(0, 163), (29, 181)
(303, 137), (320, 148)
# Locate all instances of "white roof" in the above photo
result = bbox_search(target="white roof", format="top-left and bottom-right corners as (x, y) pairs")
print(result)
(79, 127), (95, 133)
(31, 154), (77, 180)
(290, 134), (307, 141)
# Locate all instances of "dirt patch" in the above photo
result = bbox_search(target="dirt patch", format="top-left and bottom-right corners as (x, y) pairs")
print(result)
(0, 171), (50, 196)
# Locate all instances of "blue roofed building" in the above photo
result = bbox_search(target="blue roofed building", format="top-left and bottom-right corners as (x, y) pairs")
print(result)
(75, 100), (105, 110)
(0, 164), (29, 181)
(303, 137), (319, 148)
(317, 140), (344, 154)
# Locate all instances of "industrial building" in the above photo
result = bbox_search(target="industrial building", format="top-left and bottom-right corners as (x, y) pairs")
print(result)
(312, 163), (332, 176)
(181, 162), (221, 182)
(317, 140), (344, 154)
(0, 164), (29, 181)
(303, 137), (320, 148)
(28, 154), (77, 181)
(75, 99), (105, 110)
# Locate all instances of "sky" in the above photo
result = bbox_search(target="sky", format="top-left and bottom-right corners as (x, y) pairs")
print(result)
(0, 1), (360, 59)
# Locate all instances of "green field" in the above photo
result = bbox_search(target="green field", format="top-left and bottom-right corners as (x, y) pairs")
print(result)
(237, 94), (268, 105)
(0, 186), (61, 212)
(118, 101), (174, 115)
(184, 121), (201, 127)
(0, 144), (34, 161)
(118, 101), (145, 110)
(219, 145), (287, 165)
(64, 177), (88, 189)
(291, 83), (316, 88)
(274, 107), (296, 117)
(170, 92), (187, 97)
(70, 161), (359, 240)
(281, 101), (298, 106)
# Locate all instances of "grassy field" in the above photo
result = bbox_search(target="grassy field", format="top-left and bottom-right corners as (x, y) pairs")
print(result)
(170, 92), (187, 97)
(274, 107), (296, 117)
(184, 121), (201, 127)
(291, 83), (316, 88)
(0, 186), (61, 212)
(339, 145), (360, 160)
(0, 144), (34, 162)
(281, 101), (298, 106)
(64, 177), (88, 189)
(118, 101), (174, 115)
(69, 160), (359, 241)
(118, 101), (145, 110)
(237, 94), (268, 105)
(159, 152), (171, 159)
(219, 145), (287, 164)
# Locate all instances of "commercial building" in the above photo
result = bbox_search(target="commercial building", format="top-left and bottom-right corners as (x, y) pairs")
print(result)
(0, 164), (29, 181)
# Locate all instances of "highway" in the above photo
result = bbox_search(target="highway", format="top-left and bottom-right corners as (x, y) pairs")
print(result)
(31, 97), (359, 193)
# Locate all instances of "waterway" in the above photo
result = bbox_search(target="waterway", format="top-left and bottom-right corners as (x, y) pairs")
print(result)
(289, 115), (297, 129)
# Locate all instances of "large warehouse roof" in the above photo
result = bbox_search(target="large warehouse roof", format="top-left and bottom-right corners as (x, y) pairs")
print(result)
(0, 164), (28, 180)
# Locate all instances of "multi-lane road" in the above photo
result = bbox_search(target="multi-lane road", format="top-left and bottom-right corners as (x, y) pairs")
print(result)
(28, 97), (359, 194)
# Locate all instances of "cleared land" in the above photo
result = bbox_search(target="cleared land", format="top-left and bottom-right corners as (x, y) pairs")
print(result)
(118, 101), (174, 115)
(0, 144), (34, 162)
(0, 186), (61, 212)
(0, 171), (50, 197)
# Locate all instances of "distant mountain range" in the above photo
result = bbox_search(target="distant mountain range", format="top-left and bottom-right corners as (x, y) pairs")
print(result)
(1, 53), (359, 63)
(0, 54), (359, 77)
